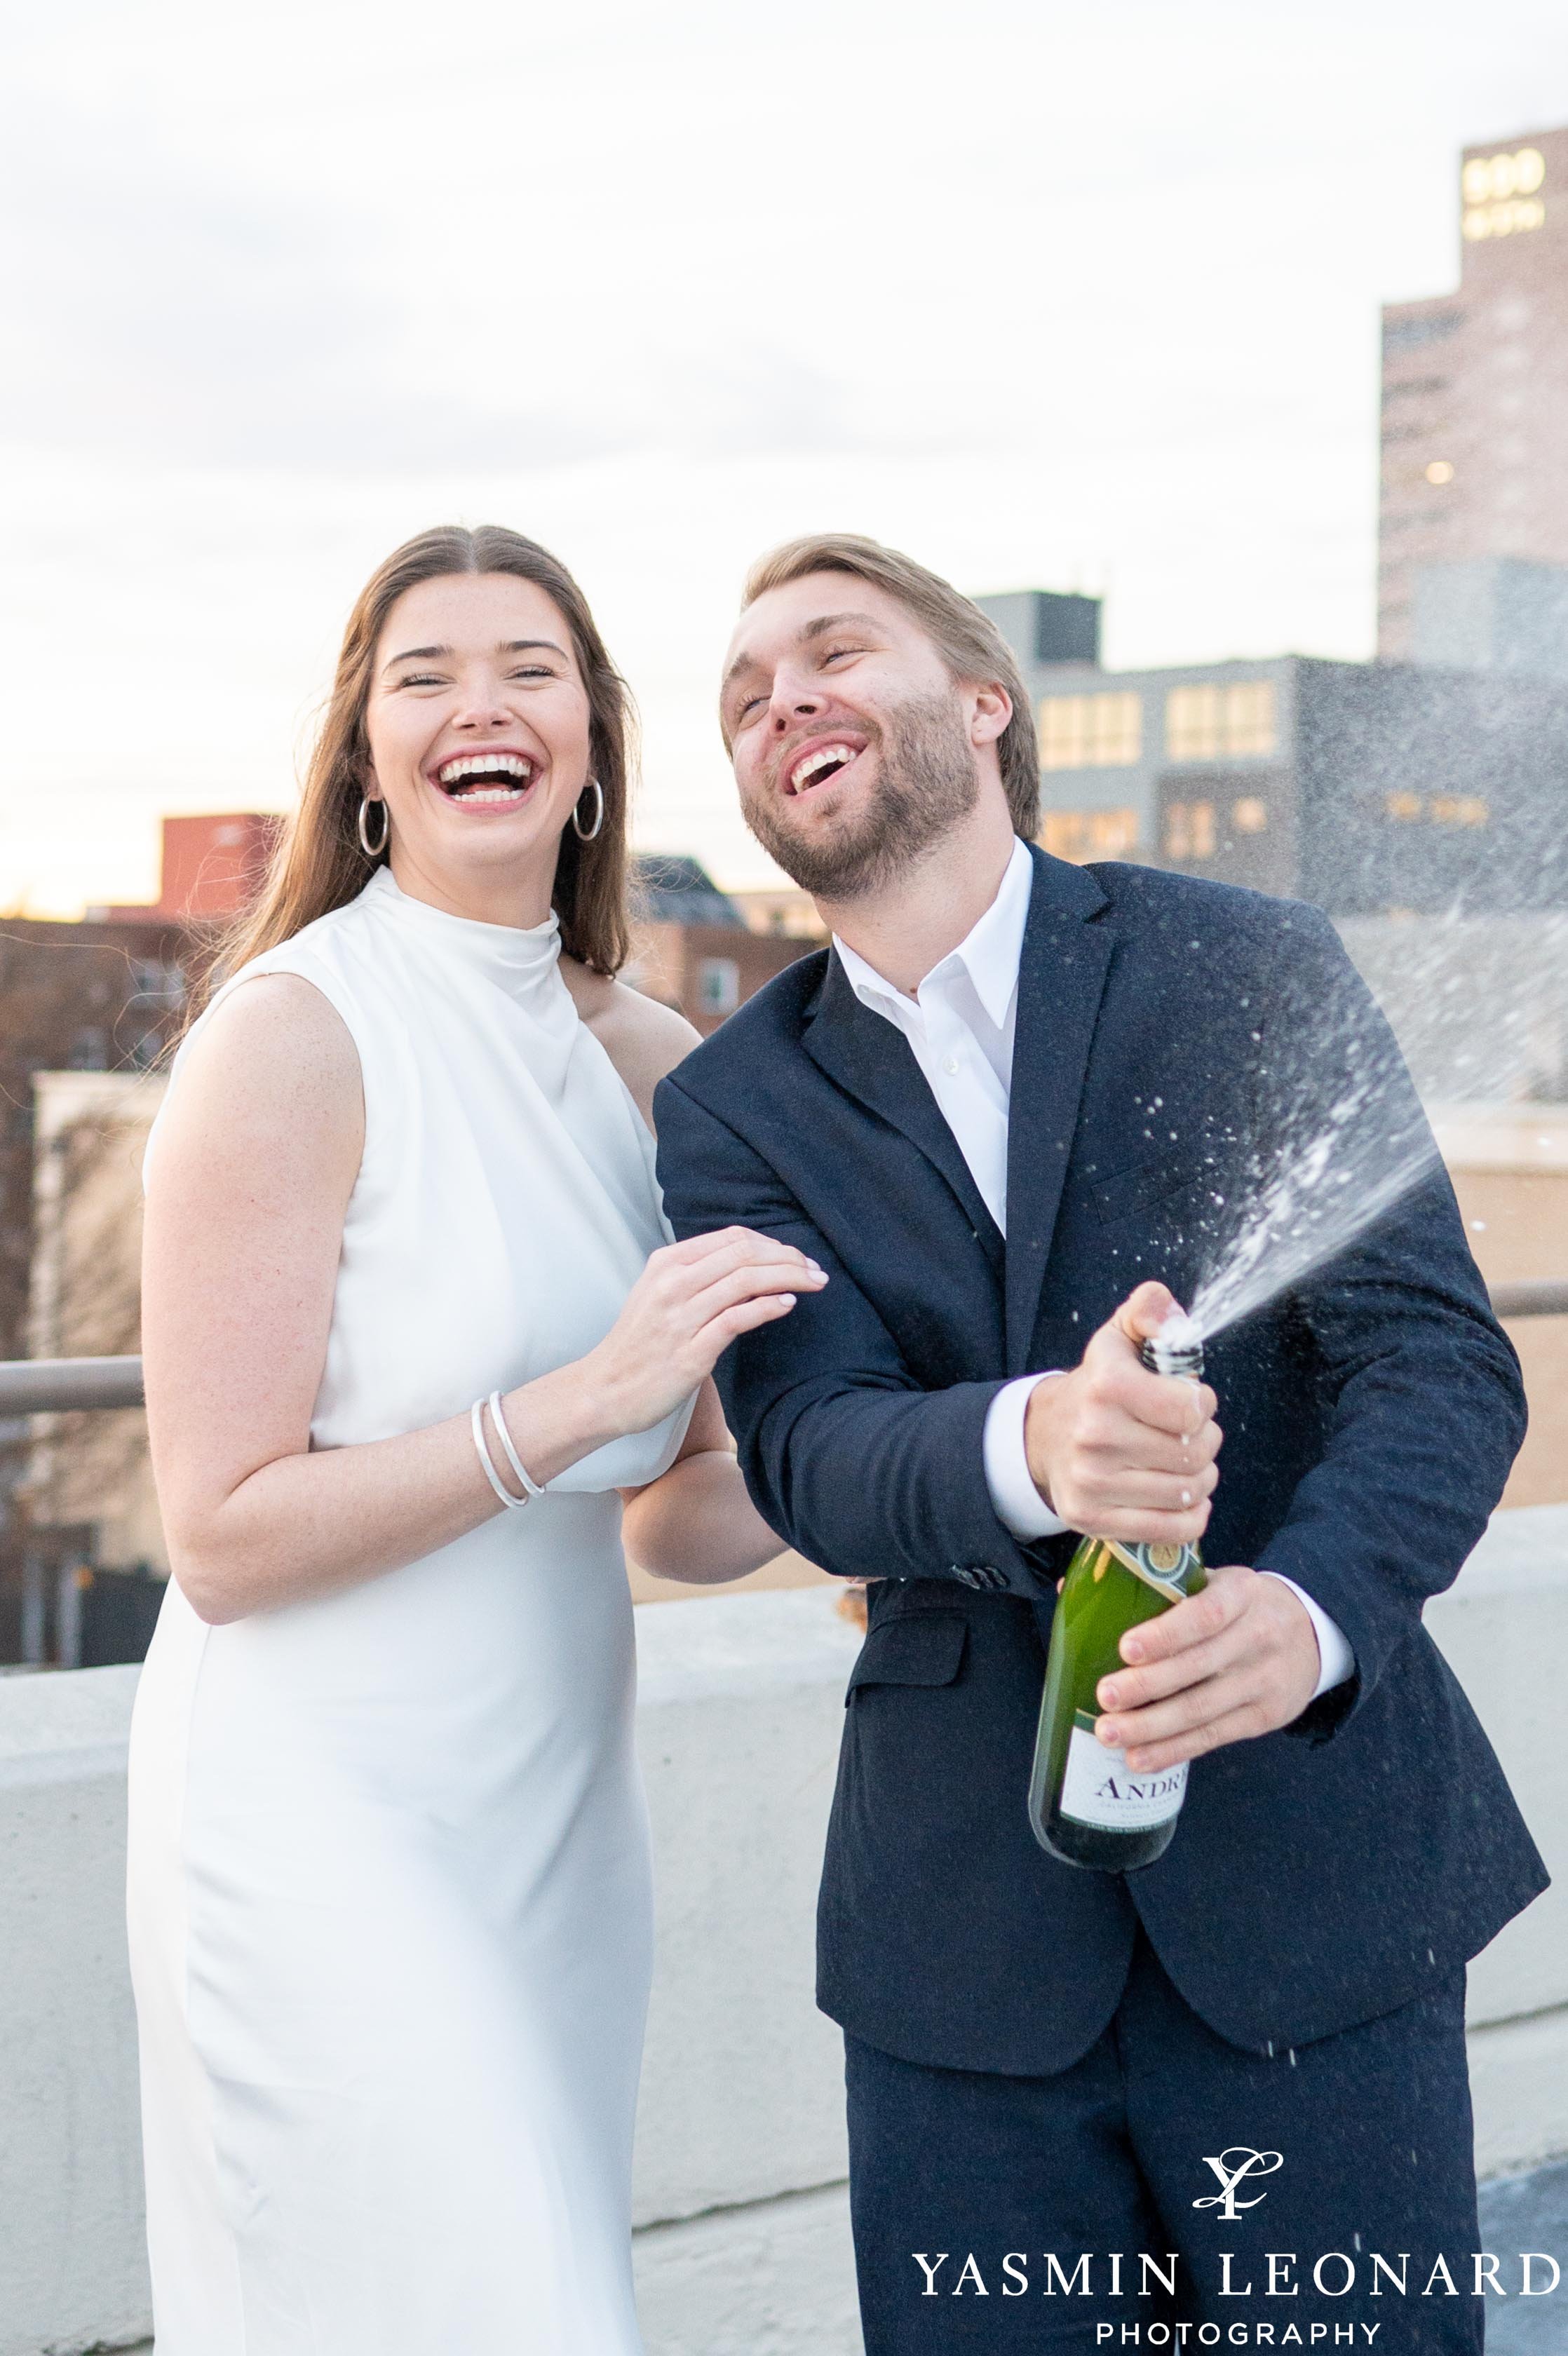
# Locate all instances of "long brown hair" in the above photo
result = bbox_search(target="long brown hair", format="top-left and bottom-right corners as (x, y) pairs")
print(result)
(200, 525), (633, 1011)
(737, 532), (1041, 837)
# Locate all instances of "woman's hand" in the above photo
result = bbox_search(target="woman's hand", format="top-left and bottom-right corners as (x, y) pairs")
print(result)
(581, 1228), (827, 1437)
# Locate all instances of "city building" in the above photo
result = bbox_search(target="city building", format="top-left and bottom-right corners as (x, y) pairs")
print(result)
(15, 1069), (168, 1665)
(729, 886), (828, 942)
(980, 589), (1568, 920)
(0, 915), (186, 1370)
(628, 855), (815, 1033)
(0, 928), (184, 1662)
(980, 590), (1568, 1103)
(1379, 124), (1568, 668)
(95, 811), (284, 923)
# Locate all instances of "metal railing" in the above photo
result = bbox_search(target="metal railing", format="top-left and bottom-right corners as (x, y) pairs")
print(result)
(2, 1282), (1567, 1417)
(0, 1287), (1564, 1670)
(0, 1356), (147, 1413)
(1489, 1279), (1568, 1319)
(2, 1359), (146, 1668)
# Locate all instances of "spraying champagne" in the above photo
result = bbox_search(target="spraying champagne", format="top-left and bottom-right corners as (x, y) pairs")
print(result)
(1027, 1318), (1208, 1871)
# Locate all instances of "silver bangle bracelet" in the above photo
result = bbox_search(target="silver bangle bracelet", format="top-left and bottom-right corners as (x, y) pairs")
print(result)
(471, 1397), (529, 1510)
(486, 1391), (546, 1499)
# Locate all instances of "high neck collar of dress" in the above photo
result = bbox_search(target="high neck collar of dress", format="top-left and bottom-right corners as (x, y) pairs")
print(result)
(362, 865), (562, 992)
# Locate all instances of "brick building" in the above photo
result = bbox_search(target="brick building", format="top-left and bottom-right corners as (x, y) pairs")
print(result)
(629, 855), (817, 1032)
(1379, 125), (1568, 668)
(97, 811), (284, 924)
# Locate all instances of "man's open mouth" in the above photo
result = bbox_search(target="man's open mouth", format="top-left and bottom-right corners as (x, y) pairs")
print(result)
(433, 752), (536, 805)
(785, 742), (864, 797)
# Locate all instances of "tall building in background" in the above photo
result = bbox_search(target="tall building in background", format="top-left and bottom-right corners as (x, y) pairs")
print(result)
(979, 589), (1568, 919)
(96, 811), (284, 923)
(1379, 125), (1568, 670)
(980, 588), (1568, 1103)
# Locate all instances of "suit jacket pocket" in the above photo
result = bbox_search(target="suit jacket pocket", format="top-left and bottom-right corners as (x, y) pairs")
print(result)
(847, 1612), (968, 1700)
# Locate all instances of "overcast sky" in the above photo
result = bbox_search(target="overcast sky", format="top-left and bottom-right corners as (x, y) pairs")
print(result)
(4, 0), (1567, 912)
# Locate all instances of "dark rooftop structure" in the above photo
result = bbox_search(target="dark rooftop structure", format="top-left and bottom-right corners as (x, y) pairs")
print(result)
(979, 590), (1102, 670)
(633, 855), (744, 930)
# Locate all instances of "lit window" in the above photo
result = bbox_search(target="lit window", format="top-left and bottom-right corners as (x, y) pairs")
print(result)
(697, 958), (740, 1015)
(1426, 460), (1454, 485)
(1165, 682), (1278, 760)
(1231, 797), (1269, 834)
(1462, 147), (1546, 204)
(1038, 692), (1142, 771)
(1226, 686), (1276, 755)
(1463, 196), (1546, 241)
(1167, 691), (1218, 762)
(1040, 808), (1140, 862)
(1385, 792), (1423, 822)
(1431, 797), (1489, 828)
(1164, 801), (1216, 860)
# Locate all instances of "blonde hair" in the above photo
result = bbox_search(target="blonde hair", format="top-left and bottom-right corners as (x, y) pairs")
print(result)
(195, 525), (633, 1015)
(739, 532), (1040, 836)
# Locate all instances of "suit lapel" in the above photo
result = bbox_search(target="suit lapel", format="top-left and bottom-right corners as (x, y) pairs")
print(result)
(1004, 848), (1115, 1374)
(803, 952), (1006, 1282)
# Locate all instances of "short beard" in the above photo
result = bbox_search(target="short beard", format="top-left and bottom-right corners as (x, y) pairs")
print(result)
(739, 691), (981, 903)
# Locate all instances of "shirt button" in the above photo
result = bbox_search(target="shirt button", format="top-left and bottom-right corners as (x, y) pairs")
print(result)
(942, 1055), (959, 1076)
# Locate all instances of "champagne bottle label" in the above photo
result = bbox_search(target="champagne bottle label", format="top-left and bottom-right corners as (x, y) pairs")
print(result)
(1101, 1538), (1203, 1602)
(1057, 1710), (1189, 1832)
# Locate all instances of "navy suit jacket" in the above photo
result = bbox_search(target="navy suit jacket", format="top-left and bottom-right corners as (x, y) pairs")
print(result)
(654, 849), (1547, 2076)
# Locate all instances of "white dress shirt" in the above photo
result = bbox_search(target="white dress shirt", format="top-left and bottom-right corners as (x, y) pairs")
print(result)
(834, 837), (1353, 1700)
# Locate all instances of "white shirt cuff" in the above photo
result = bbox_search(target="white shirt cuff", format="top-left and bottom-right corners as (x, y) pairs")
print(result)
(1259, 1573), (1355, 1700)
(982, 1382), (1354, 1696)
(983, 1374), (1069, 1541)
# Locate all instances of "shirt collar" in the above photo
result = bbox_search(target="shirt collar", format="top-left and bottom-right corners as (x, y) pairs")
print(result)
(834, 835), (1034, 1029)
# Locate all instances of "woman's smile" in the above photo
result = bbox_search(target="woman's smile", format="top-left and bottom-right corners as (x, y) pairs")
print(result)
(428, 747), (542, 809)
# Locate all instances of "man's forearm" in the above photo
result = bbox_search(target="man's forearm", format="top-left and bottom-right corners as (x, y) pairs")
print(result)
(724, 1365), (1056, 1597)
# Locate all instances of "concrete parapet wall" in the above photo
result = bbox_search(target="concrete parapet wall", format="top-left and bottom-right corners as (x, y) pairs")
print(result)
(633, 1591), (860, 2227)
(0, 1515), (1564, 2356)
(0, 1665), (150, 2356)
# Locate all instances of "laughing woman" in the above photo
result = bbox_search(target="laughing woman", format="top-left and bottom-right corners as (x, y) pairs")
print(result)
(126, 527), (816, 2355)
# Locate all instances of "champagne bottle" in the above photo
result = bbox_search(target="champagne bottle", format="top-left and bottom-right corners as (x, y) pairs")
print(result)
(1027, 1327), (1207, 1871)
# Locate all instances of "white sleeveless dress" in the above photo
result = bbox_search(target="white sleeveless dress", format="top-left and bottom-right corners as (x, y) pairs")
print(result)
(126, 867), (693, 2355)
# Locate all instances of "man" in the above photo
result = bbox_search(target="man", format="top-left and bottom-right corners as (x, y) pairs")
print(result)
(654, 534), (1546, 2352)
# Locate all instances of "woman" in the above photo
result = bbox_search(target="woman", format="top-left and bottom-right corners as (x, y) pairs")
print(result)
(126, 524), (822, 2355)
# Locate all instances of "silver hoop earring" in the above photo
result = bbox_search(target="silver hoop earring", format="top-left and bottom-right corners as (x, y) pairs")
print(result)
(572, 778), (604, 843)
(358, 794), (390, 859)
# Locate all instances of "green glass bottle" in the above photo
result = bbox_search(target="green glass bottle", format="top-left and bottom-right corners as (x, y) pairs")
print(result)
(1027, 1331), (1208, 1871)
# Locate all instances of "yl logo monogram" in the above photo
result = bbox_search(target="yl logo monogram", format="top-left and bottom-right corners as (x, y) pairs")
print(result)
(1193, 2147), (1284, 2219)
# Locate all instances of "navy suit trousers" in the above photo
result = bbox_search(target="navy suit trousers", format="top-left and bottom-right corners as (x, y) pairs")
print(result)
(846, 1933), (1481, 2355)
